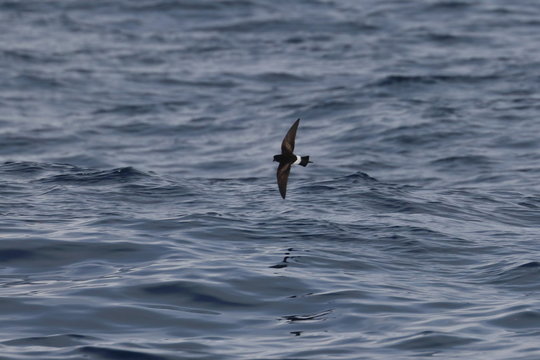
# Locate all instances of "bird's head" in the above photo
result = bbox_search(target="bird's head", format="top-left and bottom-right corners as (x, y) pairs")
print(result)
(273, 155), (281, 162)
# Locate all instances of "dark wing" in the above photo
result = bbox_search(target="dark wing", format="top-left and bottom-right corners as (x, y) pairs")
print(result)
(276, 161), (292, 199)
(281, 118), (300, 155)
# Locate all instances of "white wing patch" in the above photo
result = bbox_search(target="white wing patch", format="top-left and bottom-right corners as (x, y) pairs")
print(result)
(293, 155), (301, 165)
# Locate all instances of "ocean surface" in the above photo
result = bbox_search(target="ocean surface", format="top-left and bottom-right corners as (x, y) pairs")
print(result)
(1, 1), (540, 359)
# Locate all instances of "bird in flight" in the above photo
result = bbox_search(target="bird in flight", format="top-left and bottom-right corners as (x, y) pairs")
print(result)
(273, 118), (311, 199)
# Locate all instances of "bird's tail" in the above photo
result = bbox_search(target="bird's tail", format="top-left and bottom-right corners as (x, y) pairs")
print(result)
(299, 156), (311, 167)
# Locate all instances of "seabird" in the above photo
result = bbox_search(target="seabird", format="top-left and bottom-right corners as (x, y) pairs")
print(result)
(273, 118), (311, 199)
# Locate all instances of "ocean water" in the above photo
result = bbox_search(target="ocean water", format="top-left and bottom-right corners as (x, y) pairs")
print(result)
(1, 0), (540, 359)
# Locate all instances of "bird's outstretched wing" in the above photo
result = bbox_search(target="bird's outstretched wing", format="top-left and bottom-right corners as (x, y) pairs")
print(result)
(277, 161), (292, 199)
(281, 118), (300, 155)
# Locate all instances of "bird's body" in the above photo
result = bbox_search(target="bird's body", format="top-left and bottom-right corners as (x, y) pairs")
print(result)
(273, 154), (310, 166)
(273, 119), (311, 199)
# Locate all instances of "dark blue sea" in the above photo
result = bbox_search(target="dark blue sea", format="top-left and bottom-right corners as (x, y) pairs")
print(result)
(2, 1), (540, 359)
